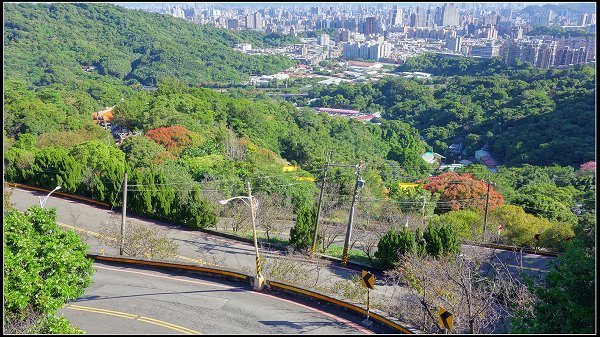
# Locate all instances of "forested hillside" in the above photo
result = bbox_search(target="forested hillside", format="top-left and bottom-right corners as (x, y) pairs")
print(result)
(300, 54), (596, 168)
(3, 4), (595, 332)
(3, 3), (431, 214)
(4, 2), (296, 88)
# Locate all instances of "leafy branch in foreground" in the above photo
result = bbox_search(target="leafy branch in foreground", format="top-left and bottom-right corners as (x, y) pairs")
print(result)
(4, 206), (94, 334)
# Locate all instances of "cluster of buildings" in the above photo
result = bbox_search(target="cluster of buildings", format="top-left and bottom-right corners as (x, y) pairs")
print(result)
(126, 3), (597, 68)
(500, 36), (595, 68)
(313, 107), (381, 123)
(342, 40), (394, 61)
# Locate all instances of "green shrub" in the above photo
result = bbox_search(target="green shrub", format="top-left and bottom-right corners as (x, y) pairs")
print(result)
(289, 206), (316, 251)
(375, 227), (417, 269)
(423, 222), (459, 258)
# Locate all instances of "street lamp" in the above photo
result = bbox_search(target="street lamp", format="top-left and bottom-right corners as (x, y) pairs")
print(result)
(39, 186), (61, 208)
(219, 181), (265, 290)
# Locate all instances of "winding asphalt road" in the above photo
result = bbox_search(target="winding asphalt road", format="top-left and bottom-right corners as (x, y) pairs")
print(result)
(57, 260), (375, 334)
(6, 186), (555, 333)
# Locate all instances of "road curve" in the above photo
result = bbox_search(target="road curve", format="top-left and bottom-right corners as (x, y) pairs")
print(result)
(57, 261), (374, 334)
(7, 186), (552, 333)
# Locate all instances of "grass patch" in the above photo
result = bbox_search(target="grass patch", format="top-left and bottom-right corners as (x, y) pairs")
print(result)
(213, 228), (379, 266)
(323, 244), (373, 266)
(223, 229), (289, 246)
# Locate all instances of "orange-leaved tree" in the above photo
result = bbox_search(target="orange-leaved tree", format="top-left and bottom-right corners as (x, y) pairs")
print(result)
(145, 125), (203, 156)
(423, 172), (503, 212)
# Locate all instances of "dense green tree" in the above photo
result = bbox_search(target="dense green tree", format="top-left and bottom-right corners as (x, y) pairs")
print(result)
(36, 125), (112, 149)
(510, 241), (594, 333)
(120, 136), (169, 168)
(387, 185), (437, 215)
(379, 120), (432, 177)
(4, 3), (296, 88)
(512, 183), (579, 224)
(307, 53), (595, 168)
(422, 222), (459, 258)
(182, 188), (218, 230)
(526, 25), (595, 38)
(375, 228), (417, 269)
(433, 209), (484, 241)
(18, 147), (83, 193)
(4, 206), (94, 333)
(69, 140), (126, 203)
(289, 205), (316, 251)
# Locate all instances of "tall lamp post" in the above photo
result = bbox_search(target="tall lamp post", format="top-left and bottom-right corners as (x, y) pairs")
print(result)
(219, 181), (265, 290)
(39, 186), (61, 208)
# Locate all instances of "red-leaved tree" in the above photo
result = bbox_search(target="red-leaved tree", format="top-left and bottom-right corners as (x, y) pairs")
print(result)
(423, 172), (503, 212)
(145, 125), (202, 155)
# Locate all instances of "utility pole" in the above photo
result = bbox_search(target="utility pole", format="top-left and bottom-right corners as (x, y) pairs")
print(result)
(120, 172), (127, 256)
(482, 173), (491, 242)
(311, 151), (331, 256)
(341, 161), (365, 266)
(421, 191), (427, 217)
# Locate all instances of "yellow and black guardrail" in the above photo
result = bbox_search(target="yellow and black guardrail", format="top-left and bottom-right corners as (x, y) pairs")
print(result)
(267, 281), (418, 334)
(462, 240), (560, 257)
(88, 254), (248, 281)
(85, 254), (417, 334)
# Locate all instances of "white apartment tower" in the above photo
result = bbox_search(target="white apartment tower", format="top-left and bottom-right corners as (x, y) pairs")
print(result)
(254, 12), (263, 29)
(318, 34), (330, 46)
(390, 5), (403, 26)
(441, 3), (460, 27)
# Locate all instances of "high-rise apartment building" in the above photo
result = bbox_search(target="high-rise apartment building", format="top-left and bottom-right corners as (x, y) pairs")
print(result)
(500, 40), (522, 64)
(536, 41), (557, 68)
(470, 43), (499, 58)
(441, 3), (460, 27)
(334, 28), (350, 43)
(557, 36), (595, 61)
(424, 8), (436, 27)
(445, 36), (463, 52)
(390, 5), (403, 26)
(363, 17), (377, 35)
(580, 13), (589, 26)
(318, 34), (330, 46)
(555, 46), (576, 65)
(227, 18), (239, 30)
(410, 7), (424, 27)
(510, 26), (524, 39)
(501, 39), (560, 68)
(521, 41), (541, 65)
(244, 13), (254, 29)
(171, 6), (185, 18)
(254, 12), (263, 29)
(343, 41), (392, 60)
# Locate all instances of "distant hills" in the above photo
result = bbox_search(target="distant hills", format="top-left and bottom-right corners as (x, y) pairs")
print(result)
(3, 2), (297, 88)
(521, 3), (596, 15)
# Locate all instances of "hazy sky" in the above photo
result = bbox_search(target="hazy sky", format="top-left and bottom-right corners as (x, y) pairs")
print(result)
(113, 2), (571, 7)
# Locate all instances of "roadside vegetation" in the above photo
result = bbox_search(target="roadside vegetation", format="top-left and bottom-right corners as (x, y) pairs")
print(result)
(3, 203), (94, 333)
